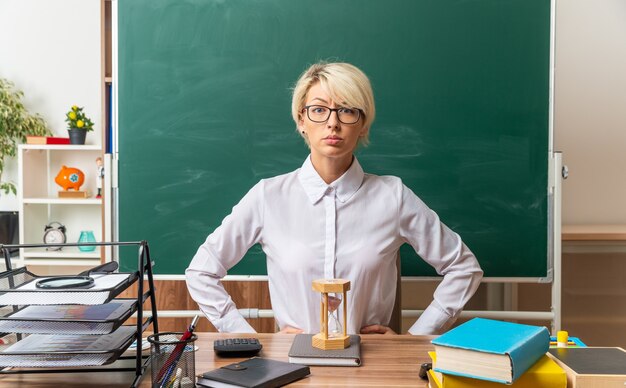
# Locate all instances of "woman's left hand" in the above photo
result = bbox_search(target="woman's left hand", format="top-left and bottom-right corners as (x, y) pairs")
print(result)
(360, 324), (397, 335)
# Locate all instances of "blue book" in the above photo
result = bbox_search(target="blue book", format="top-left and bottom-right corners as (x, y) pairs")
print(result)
(432, 318), (550, 384)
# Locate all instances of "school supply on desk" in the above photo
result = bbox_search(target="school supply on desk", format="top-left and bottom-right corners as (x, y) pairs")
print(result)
(288, 333), (361, 366)
(214, 337), (262, 357)
(547, 347), (626, 387)
(549, 334), (586, 348)
(0, 299), (137, 334)
(26, 136), (71, 145)
(197, 357), (311, 388)
(0, 325), (135, 367)
(148, 331), (198, 388)
(431, 318), (550, 384)
(427, 351), (566, 388)
(0, 241), (157, 386)
(154, 315), (200, 386)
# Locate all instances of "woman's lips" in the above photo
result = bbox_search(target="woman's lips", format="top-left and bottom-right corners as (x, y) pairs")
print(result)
(324, 136), (342, 145)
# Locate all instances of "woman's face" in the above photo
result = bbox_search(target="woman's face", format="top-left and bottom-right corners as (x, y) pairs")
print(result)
(298, 82), (368, 164)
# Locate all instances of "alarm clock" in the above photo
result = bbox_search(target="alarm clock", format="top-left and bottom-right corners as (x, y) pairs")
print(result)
(43, 221), (66, 251)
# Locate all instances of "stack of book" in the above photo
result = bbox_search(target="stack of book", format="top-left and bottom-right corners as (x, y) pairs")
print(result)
(429, 318), (566, 387)
(427, 352), (566, 388)
(26, 136), (70, 145)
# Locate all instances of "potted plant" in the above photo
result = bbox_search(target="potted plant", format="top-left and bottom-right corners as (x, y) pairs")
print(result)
(0, 78), (51, 195)
(65, 105), (94, 145)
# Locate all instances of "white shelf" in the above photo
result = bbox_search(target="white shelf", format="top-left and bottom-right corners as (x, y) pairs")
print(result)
(23, 258), (101, 267)
(17, 144), (105, 267)
(23, 198), (102, 205)
(22, 248), (101, 259)
(21, 144), (102, 151)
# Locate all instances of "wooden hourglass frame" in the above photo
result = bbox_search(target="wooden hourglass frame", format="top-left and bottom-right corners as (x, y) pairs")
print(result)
(312, 279), (350, 350)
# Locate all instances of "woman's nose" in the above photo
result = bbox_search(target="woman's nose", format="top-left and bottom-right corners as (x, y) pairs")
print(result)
(327, 110), (340, 128)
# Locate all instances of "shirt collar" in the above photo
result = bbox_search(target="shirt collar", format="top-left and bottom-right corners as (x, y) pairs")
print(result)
(297, 155), (365, 204)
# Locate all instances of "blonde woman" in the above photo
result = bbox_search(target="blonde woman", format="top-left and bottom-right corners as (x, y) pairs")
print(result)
(186, 62), (483, 335)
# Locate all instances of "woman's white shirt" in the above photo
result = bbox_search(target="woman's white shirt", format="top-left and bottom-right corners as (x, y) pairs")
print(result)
(185, 156), (483, 335)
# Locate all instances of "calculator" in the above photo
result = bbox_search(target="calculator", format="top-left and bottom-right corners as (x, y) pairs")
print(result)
(213, 338), (263, 357)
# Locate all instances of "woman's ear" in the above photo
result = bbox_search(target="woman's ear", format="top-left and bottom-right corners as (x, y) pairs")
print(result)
(297, 115), (305, 133)
(360, 126), (369, 137)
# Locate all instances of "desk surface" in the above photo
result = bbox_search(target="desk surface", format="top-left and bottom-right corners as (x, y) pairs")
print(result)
(562, 224), (626, 241)
(0, 333), (435, 387)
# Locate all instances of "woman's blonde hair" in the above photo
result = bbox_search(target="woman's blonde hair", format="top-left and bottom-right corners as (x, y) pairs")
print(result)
(291, 62), (375, 146)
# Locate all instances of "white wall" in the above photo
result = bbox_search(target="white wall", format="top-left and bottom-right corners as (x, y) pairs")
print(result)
(0, 0), (102, 211)
(555, 0), (626, 224)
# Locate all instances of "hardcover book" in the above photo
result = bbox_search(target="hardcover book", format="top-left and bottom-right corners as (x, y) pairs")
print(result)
(197, 357), (310, 388)
(547, 347), (626, 388)
(427, 351), (566, 388)
(288, 333), (361, 366)
(431, 318), (550, 384)
(26, 136), (71, 145)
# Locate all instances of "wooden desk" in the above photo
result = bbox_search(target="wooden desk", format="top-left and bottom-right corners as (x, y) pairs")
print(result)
(0, 333), (435, 387)
(562, 224), (626, 241)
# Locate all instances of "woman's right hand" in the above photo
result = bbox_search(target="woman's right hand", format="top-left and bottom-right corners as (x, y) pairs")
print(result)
(278, 325), (304, 334)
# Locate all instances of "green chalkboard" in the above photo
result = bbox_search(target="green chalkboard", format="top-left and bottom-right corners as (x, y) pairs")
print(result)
(118, 0), (551, 277)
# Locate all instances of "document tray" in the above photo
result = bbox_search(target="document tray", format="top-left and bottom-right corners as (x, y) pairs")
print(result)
(0, 325), (137, 367)
(0, 299), (138, 335)
(0, 267), (138, 305)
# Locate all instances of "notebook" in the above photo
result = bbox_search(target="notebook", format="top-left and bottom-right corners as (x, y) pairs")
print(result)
(288, 333), (361, 366)
(197, 357), (310, 388)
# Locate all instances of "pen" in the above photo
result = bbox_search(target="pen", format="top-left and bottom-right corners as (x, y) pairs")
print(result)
(156, 315), (199, 383)
(158, 363), (176, 388)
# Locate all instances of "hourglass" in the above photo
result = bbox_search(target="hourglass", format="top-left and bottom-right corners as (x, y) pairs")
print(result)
(312, 279), (350, 350)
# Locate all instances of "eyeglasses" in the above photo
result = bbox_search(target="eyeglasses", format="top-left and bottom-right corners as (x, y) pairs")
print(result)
(303, 105), (362, 124)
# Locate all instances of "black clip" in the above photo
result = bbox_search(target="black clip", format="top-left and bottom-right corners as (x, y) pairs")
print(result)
(418, 362), (432, 380)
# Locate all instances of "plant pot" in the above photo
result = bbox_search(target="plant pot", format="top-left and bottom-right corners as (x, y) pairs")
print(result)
(68, 128), (87, 145)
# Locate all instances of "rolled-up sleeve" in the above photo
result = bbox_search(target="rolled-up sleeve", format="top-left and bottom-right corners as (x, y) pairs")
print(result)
(185, 181), (265, 333)
(397, 183), (483, 335)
